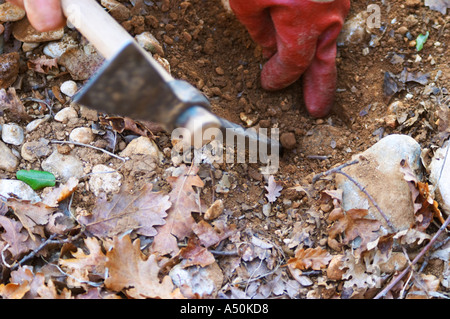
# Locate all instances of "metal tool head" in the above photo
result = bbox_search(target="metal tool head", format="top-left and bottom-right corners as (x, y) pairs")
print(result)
(73, 40), (210, 130)
(74, 40), (281, 152)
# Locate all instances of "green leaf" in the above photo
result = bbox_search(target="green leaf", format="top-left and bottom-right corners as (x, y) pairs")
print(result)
(416, 31), (429, 51)
(16, 170), (56, 190)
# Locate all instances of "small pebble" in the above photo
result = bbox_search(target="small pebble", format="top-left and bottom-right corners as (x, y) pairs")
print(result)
(60, 80), (78, 97)
(69, 127), (94, 144)
(0, 2), (26, 22)
(54, 106), (78, 123)
(280, 132), (297, 149)
(2, 123), (24, 145)
(135, 31), (164, 55)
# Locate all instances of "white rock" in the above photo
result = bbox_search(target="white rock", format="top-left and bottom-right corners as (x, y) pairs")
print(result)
(429, 142), (450, 212)
(119, 136), (163, 162)
(2, 123), (24, 145)
(54, 106), (78, 123)
(26, 115), (51, 132)
(88, 164), (122, 196)
(0, 3), (25, 22)
(69, 127), (94, 144)
(60, 80), (78, 97)
(21, 138), (51, 162)
(0, 141), (19, 172)
(336, 134), (422, 234)
(0, 179), (40, 203)
(43, 36), (78, 58)
(337, 11), (371, 46)
(135, 31), (164, 55)
(22, 42), (40, 52)
(41, 150), (84, 183)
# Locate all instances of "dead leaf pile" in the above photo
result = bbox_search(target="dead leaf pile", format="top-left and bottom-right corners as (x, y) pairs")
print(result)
(0, 164), (239, 299)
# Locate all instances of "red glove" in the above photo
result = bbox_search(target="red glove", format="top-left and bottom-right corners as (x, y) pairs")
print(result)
(229, 0), (350, 118)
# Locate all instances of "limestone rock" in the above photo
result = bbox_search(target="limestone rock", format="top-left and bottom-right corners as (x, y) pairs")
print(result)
(429, 141), (450, 212)
(0, 141), (19, 172)
(2, 123), (24, 145)
(0, 179), (40, 203)
(13, 18), (64, 43)
(0, 3), (26, 22)
(336, 134), (422, 234)
(88, 164), (122, 196)
(41, 150), (84, 182)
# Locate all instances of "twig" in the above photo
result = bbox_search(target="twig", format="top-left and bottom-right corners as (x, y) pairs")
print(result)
(337, 170), (396, 232)
(50, 140), (128, 162)
(312, 159), (396, 232)
(312, 159), (359, 184)
(374, 213), (450, 299)
(11, 234), (57, 270)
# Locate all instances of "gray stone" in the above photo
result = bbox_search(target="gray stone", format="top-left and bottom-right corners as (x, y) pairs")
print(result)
(429, 141), (450, 212)
(2, 123), (24, 145)
(88, 164), (122, 196)
(41, 150), (84, 182)
(0, 141), (19, 172)
(0, 179), (40, 203)
(336, 134), (422, 234)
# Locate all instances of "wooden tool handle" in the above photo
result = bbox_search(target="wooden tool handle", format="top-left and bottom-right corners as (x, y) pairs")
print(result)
(61, 0), (133, 60)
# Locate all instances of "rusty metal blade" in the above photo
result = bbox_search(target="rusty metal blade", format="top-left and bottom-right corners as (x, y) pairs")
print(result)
(73, 41), (210, 130)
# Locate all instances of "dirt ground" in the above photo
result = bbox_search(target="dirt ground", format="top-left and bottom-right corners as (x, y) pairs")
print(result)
(0, 0), (449, 299)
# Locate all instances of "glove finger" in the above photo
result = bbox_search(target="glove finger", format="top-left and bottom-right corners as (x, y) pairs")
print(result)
(302, 25), (342, 117)
(229, 0), (277, 57)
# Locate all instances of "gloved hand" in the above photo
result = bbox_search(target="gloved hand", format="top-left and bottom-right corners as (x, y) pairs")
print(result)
(7, 0), (65, 32)
(229, 0), (350, 118)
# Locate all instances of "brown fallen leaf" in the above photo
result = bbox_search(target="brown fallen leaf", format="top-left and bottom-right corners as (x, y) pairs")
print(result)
(192, 219), (237, 248)
(179, 237), (215, 268)
(287, 247), (332, 271)
(400, 159), (443, 231)
(59, 237), (107, 288)
(105, 235), (184, 299)
(0, 215), (39, 258)
(27, 56), (58, 74)
(0, 52), (20, 89)
(42, 177), (79, 207)
(78, 183), (170, 238)
(7, 199), (56, 240)
(328, 208), (382, 256)
(152, 165), (205, 256)
(101, 116), (160, 138)
(0, 87), (32, 121)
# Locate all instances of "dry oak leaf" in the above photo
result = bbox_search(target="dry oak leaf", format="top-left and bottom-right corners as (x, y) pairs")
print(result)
(78, 183), (171, 238)
(179, 237), (215, 268)
(105, 235), (184, 299)
(42, 177), (79, 207)
(0, 52), (20, 89)
(287, 247), (332, 271)
(7, 199), (56, 240)
(0, 87), (32, 121)
(0, 215), (39, 258)
(328, 208), (382, 255)
(59, 237), (107, 288)
(27, 56), (58, 74)
(265, 175), (282, 203)
(152, 165), (205, 256)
